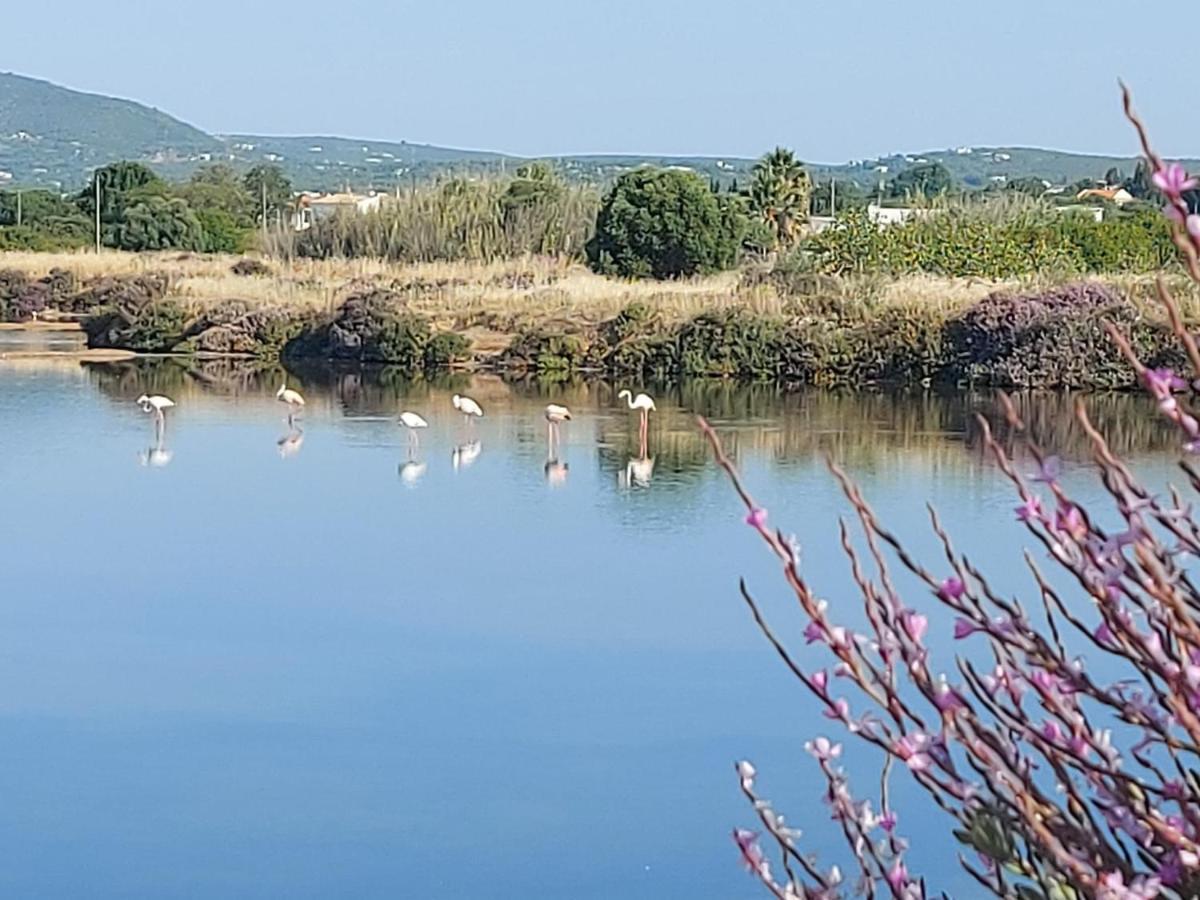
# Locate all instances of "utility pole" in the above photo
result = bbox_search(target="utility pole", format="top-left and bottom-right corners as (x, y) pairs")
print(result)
(15, 189), (21, 228)
(261, 180), (268, 243)
(830, 177), (836, 217)
(94, 177), (101, 253)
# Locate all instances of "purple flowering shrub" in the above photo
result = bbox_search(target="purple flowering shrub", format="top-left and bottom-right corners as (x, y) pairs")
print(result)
(711, 89), (1200, 900)
(945, 282), (1184, 389)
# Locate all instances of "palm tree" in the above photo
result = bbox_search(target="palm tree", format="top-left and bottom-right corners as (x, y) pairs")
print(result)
(749, 147), (812, 248)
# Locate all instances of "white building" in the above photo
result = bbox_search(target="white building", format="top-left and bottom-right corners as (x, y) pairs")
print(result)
(291, 191), (385, 230)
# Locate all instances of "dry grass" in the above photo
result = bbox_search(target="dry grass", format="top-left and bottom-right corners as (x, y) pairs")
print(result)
(4, 249), (1197, 334)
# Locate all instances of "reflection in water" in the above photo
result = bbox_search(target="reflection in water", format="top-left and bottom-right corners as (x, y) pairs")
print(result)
(451, 439), (481, 471)
(138, 418), (173, 468)
(3, 353), (1192, 900)
(277, 427), (305, 460)
(544, 457), (569, 487)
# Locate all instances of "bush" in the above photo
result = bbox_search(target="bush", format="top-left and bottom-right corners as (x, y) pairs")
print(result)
(231, 258), (272, 277)
(943, 282), (1183, 388)
(111, 196), (206, 252)
(284, 289), (455, 369)
(586, 168), (744, 279)
(801, 204), (1176, 278)
(83, 299), (190, 352)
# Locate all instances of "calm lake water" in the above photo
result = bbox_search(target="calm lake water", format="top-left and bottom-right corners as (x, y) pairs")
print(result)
(0, 337), (1185, 898)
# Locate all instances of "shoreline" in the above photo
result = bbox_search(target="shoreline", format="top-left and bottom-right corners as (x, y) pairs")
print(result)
(0, 251), (1194, 389)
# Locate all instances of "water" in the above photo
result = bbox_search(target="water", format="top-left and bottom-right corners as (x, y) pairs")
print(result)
(0, 342), (1185, 898)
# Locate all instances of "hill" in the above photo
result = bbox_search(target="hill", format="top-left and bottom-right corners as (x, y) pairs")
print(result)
(0, 71), (1197, 194)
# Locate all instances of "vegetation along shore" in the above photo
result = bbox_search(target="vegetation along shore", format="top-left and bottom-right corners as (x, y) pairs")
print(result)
(2, 148), (1198, 388)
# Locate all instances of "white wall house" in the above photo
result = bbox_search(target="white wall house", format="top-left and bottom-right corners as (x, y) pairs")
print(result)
(291, 192), (384, 231)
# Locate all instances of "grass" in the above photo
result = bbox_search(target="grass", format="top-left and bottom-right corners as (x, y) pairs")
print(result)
(4, 249), (1199, 355)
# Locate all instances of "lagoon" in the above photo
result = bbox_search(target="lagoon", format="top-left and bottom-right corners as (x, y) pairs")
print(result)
(0, 344), (1182, 898)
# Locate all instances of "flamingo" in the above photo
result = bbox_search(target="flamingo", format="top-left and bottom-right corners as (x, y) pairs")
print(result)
(618, 389), (655, 442)
(544, 404), (571, 452)
(452, 394), (483, 424)
(277, 382), (305, 424)
(136, 394), (175, 425)
(398, 411), (429, 446)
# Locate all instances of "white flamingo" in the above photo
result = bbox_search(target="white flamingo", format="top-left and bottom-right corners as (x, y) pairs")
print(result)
(136, 394), (175, 425)
(452, 394), (483, 424)
(618, 389), (656, 441)
(277, 382), (305, 424)
(544, 404), (571, 451)
(398, 411), (429, 446)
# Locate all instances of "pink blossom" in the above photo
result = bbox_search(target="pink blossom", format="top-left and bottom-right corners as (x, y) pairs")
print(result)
(886, 859), (909, 892)
(803, 621), (825, 644)
(1153, 162), (1198, 197)
(805, 736), (842, 762)
(1054, 504), (1088, 541)
(1040, 720), (1062, 742)
(1188, 214), (1200, 240)
(878, 811), (897, 833)
(823, 698), (850, 721)
(893, 733), (933, 772)
(732, 828), (766, 874)
(744, 507), (768, 529)
(1032, 455), (1062, 484)
(901, 610), (928, 644)
(1144, 367), (1187, 401)
(1015, 495), (1043, 522)
(1097, 869), (1162, 900)
(939, 577), (965, 602)
(953, 618), (981, 639)
(810, 670), (829, 693)
(933, 679), (966, 713)
(736, 760), (756, 782)
(1095, 622), (1117, 646)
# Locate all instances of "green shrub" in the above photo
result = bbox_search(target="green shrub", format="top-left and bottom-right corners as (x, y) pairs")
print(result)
(586, 169), (744, 279)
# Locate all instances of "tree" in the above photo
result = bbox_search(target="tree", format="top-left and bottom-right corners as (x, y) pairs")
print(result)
(243, 164), (293, 223)
(811, 179), (867, 216)
(1104, 165), (1124, 187)
(0, 189), (91, 233)
(586, 168), (743, 279)
(1005, 176), (1050, 197)
(748, 147), (812, 247)
(77, 161), (165, 224)
(887, 162), (954, 199)
(110, 196), (206, 251)
(180, 164), (255, 224)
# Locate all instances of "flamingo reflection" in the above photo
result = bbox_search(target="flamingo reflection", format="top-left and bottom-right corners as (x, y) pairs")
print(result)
(139, 417), (173, 468)
(452, 439), (481, 471)
(618, 430), (654, 488)
(277, 426), (304, 459)
(399, 445), (427, 486)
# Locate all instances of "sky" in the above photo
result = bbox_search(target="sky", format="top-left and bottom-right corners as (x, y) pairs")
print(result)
(5, 0), (1196, 162)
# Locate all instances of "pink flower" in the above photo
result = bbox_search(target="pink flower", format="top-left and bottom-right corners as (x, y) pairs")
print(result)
(933, 679), (966, 713)
(1054, 504), (1088, 541)
(893, 733), (933, 772)
(1144, 367), (1187, 401)
(878, 811), (897, 833)
(953, 617), (980, 639)
(744, 507), (768, 529)
(1032, 455), (1061, 484)
(939, 577), (965, 602)
(1095, 622), (1117, 646)
(823, 698), (850, 721)
(886, 859), (909, 892)
(1040, 720), (1062, 742)
(901, 610), (928, 644)
(811, 670), (829, 693)
(1153, 162), (1198, 197)
(732, 828), (765, 874)
(805, 736), (842, 762)
(804, 621), (825, 644)
(1188, 214), (1200, 241)
(1015, 495), (1043, 522)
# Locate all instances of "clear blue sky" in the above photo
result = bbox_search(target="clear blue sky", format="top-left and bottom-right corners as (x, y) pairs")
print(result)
(6, 0), (1195, 162)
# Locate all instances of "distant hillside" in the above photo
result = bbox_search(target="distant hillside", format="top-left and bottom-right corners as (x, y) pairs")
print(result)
(0, 72), (221, 187)
(0, 71), (1197, 194)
